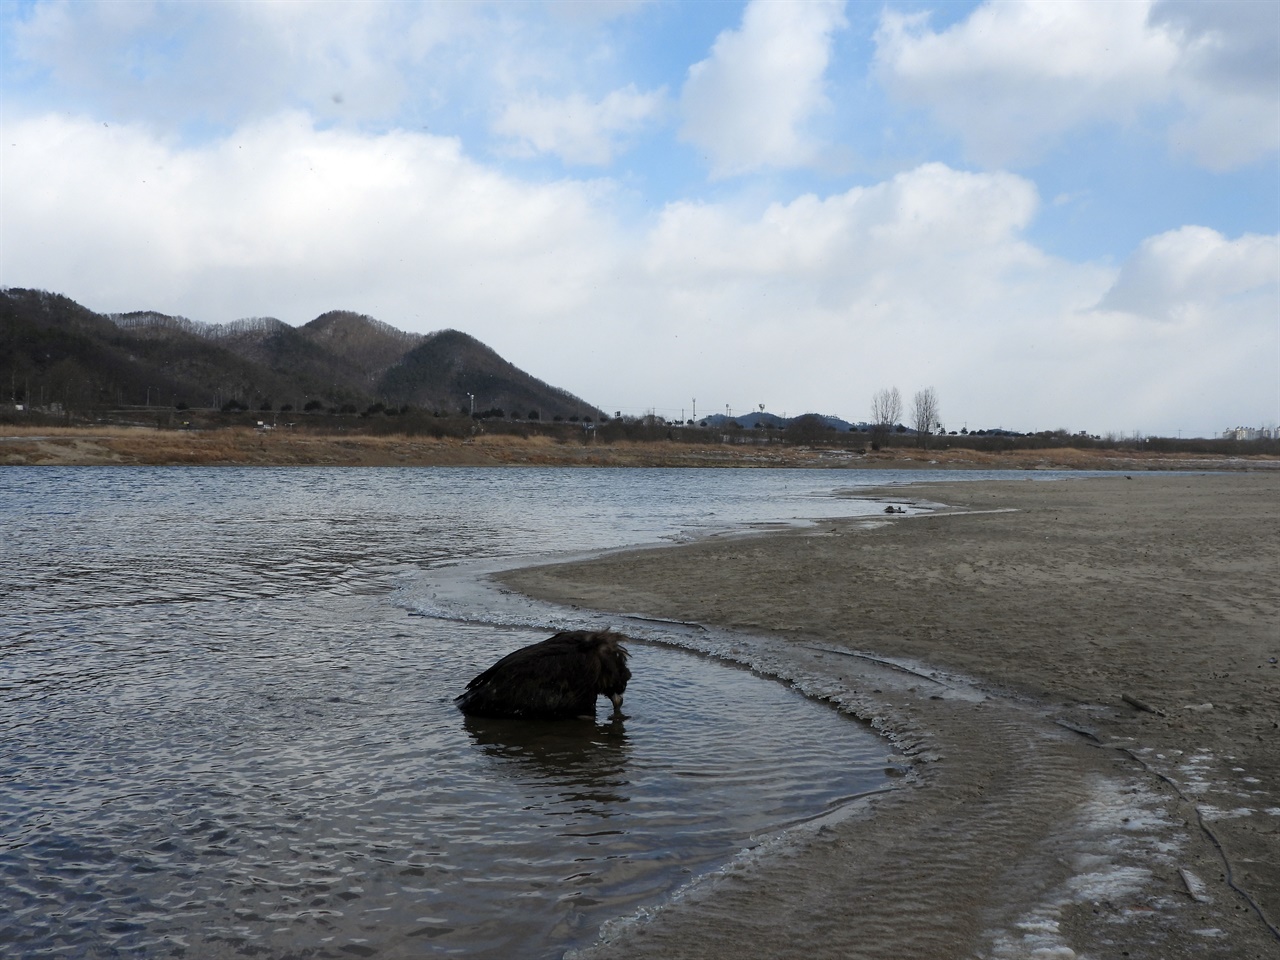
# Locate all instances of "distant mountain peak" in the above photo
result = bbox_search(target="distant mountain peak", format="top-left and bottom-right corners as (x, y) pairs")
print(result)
(4, 288), (599, 420)
(306, 310), (423, 345)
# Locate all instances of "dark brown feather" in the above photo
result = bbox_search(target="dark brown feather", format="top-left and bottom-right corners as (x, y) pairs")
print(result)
(455, 631), (632, 719)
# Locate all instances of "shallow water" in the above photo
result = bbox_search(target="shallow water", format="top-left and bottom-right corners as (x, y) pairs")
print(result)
(0, 466), (1081, 958)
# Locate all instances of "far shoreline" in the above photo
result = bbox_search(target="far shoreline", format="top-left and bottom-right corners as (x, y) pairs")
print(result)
(2, 424), (1277, 471)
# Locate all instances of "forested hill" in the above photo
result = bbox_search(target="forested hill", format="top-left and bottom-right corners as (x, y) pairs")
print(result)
(1, 288), (602, 421)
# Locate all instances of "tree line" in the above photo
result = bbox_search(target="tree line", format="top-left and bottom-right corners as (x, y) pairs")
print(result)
(871, 386), (940, 449)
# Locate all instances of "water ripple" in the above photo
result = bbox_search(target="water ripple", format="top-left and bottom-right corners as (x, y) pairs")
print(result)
(0, 466), (1059, 958)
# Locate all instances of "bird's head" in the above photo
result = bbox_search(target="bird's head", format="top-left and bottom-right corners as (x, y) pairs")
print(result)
(593, 632), (631, 711)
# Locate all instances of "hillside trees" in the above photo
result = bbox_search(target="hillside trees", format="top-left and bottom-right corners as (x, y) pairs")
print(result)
(784, 413), (829, 444)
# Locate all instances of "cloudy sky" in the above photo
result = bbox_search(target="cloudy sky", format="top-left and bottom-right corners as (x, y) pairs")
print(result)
(2, 0), (1277, 437)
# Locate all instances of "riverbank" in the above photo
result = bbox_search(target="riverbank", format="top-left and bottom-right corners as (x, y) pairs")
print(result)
(500, 473), (1280, 959)
(2, 425), (1276, 471)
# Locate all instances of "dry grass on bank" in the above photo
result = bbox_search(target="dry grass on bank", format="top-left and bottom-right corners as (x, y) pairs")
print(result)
(1, 424), (1277, 470)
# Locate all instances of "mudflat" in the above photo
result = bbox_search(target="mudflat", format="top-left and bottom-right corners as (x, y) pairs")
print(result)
(500, 473), (1280, 959)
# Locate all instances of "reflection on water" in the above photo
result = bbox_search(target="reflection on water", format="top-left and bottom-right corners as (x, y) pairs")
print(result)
(0, 466), (1010, 958)
(464, 713), (633, 794)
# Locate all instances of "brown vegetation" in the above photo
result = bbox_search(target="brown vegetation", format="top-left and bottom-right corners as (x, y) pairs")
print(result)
(2, 423), (1276, 470)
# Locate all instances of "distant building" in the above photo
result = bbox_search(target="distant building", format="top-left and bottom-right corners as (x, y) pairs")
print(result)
(1222, 426), (1278, 441)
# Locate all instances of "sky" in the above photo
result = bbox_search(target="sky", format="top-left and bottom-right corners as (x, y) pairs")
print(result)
(2, 0), (1277, 438)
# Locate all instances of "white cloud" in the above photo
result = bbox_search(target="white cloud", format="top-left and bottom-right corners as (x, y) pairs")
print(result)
(1074, 225), (1280, 434)
(601, 167), (1275, 436)
(1152, 0), (1279, 97)
(1097, 226), (1280, 322)
(679, 0), (848, 177)
(1152, 0), (1280, 169)
(874, 0), (1278, 170)
(628, 163), (1119, 425)
(6, 0), (477, 128)
(493, 84), (667, 165)
(0, 111), (622, 328)
(644, 162), (1043, 291)
(2, 111), (1271, 437)
(5, 0), (673, 170)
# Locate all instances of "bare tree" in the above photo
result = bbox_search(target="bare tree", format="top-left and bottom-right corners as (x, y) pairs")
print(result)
(871, 387), (902, 447)
(911, 387), (940, 448)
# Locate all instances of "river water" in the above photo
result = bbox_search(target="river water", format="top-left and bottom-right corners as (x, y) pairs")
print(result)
(0, 466), (1074, 959)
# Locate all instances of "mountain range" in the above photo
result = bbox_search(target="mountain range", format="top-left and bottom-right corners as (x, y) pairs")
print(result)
(1, 288), (602, 421)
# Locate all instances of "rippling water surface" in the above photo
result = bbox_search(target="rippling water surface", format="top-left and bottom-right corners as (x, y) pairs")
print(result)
(0, 466), (1063, 958)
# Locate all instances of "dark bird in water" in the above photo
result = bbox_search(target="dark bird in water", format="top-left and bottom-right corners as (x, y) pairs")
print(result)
(455, 630), (632, 719)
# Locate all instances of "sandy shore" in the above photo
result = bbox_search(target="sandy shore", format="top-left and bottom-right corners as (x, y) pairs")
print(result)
(500, 473), (1280, 959)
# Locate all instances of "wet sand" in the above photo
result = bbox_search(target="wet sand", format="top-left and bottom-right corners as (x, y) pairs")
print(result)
(500, 473), (1280, 959)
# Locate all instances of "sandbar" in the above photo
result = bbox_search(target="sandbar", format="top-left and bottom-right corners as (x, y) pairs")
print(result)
(500, 473), (1280, 959)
